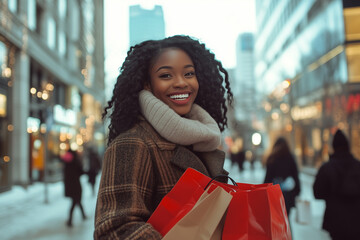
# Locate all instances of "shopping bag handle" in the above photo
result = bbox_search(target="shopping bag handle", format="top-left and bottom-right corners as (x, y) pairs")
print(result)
(204, 174), (238, 190)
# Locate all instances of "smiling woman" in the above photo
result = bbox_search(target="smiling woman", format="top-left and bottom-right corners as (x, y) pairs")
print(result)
(146, 48), (199, 116)
(94, 35), (233, 240)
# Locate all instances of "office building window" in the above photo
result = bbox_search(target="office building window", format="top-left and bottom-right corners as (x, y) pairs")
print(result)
(8, 0), (17, 13)
(58, 0), (67, 19)
(47, 17), (56, 50)
(36, 4), (44, 35)
(27, 0), (36, 30)
(70, 1), (80, 41)
(58, 31), (67, 57)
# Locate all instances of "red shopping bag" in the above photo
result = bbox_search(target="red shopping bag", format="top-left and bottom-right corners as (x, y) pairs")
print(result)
(222, 183), (291, 240)
(148, 168), (291, 239)
(147, 168), (213, 236)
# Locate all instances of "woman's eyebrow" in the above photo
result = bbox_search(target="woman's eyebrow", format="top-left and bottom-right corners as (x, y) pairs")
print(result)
(156, 64), (195, 72)
(156, 66), (172, 72)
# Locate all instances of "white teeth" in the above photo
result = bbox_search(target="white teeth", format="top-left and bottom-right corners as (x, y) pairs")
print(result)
(170, 94), (189, 99)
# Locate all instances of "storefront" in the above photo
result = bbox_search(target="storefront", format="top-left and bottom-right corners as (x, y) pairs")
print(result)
(291, 100), (323, 168)
(28, 104), (80, 182)
(0, 77), (11, 192)
(28, 60), (105, 183)
(0, 39), (13, 192)
(323, 84), (360, 160)
(290, 83), (360, 169)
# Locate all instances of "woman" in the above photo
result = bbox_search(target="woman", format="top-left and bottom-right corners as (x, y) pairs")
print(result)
(86, 147), (101, 196)
(62, 149), (87, 227)
(264, 137), (301, 215)
(94, 35), (233, 239)
(313, 130), (360, 240)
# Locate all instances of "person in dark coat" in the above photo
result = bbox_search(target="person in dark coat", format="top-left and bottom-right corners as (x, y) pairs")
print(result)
(230, 150), (246, 171)
(229, 138), (246, 171)
(62, 149), (87, 227)
(87, 147), (101, 196)
(313, 129), (360, 240)
(264, 137), (301, 216)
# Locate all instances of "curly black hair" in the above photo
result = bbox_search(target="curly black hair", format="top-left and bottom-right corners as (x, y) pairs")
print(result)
(104, 35), (233, 145)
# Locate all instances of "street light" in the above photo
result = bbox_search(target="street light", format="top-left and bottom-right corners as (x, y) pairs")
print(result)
(252, 132), (262, 146)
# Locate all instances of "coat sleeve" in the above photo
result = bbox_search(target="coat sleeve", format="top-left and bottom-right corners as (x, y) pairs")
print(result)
(94, 137), (162, 240)
(313, 163), (331, 200)
(290, 156), (301, 197)
(264, 160), (275, 184)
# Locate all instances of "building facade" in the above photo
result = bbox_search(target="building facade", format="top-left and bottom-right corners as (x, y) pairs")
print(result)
(254, 0), (360, 168)
(0, 0), (105, 192)
(129, 4), (165, 47)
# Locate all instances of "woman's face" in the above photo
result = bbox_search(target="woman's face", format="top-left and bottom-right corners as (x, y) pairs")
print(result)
(147, 48), (199, 116)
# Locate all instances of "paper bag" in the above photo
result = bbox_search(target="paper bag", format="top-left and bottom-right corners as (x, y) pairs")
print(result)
(163, 186), (232, 240)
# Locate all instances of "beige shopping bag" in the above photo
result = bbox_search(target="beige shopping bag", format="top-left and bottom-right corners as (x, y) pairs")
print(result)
(162, 185), (233, 240)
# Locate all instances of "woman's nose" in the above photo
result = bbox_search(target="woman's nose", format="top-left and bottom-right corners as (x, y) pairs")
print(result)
(173, 76), (188, 88)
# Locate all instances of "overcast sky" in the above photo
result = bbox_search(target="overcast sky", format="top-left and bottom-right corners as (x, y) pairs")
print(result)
(104, 0), (257, 97)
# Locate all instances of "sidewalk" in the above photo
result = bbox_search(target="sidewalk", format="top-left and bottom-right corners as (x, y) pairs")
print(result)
(0, 160), (331, 240)
(0, 176), (97, 240)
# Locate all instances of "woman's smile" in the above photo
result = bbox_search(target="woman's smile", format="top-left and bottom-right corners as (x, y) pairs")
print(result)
(168, 92), (192, 105)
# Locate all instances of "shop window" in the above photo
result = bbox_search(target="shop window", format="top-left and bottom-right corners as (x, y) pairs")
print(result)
(0, 94), (6, 117)
(344, 7), (360, 41)
(29, 68), (43, 104)
(0, 42), (9, 78)
(346, 43), (360, 82)
(53, 82), (66, 106)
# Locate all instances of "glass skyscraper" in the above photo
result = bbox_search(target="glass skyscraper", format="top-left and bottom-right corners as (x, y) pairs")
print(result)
(129, 5), (165, 47)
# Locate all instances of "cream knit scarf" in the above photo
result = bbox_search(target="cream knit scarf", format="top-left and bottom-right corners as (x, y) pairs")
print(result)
(139, 90), (221, 152)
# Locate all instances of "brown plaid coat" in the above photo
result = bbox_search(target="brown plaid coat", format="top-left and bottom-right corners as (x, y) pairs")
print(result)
(94, 119), (227, 239)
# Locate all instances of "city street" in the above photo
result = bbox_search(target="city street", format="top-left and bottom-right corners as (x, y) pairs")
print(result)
(0, 176), (96, 240)
(0, 159), (331, 240)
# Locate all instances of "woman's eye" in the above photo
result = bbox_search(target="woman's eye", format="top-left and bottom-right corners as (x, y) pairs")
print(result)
(159, 73), (171, 78)
(185, 72), (195, 77)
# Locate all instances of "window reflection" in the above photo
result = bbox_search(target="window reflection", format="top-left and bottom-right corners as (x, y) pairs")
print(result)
(8, 0), (17, 13)
(47, 17), (56, 50)
(58, 31), (66, 57)
(27, 0), (36, 30)
(58, 0), (67, 19)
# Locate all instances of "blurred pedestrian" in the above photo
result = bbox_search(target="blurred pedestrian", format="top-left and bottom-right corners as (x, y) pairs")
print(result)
(94, 35), (233, 239)
(264, 137), (301, 216)
(230, 138), (246, 171)
(87, 147), (102, 196)
(313, 129), (360, 240)
(62, 148), (87, 227)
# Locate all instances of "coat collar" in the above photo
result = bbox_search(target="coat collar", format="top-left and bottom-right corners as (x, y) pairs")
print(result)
(170, 147), (226, 178)
(197, 150), (226, 177)
(138, 119), (226, 178)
